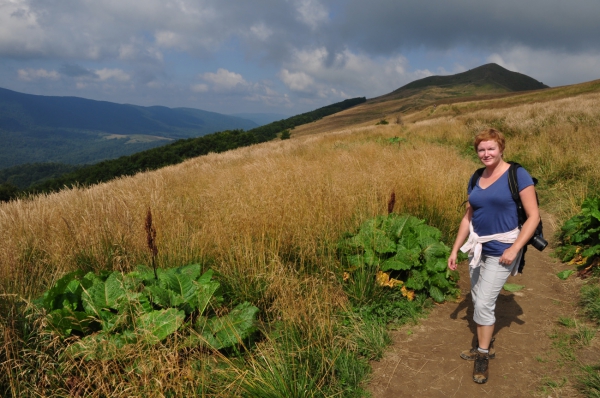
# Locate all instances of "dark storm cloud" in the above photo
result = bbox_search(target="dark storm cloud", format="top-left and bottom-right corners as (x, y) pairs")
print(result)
(3, 0), (599, 65)
(59, 64), (97, 78)
(328, 0), (600, 54)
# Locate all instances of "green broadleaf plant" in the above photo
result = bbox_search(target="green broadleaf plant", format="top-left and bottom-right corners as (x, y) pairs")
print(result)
(338, 214), (460, 303)
(556, 196), (600, 268)
(35, 264), (259, 359)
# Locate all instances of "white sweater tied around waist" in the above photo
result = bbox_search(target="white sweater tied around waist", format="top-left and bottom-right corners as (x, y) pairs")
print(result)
(460, 223), (522, 276)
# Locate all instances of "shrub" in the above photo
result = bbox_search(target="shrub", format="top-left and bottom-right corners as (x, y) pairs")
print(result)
(338, 214), (460, 305)
(34, 264), (259, 359)
(556, 197), (600, 272)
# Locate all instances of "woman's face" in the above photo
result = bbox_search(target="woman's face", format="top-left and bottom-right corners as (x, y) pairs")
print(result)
(477, 140), (502, 167)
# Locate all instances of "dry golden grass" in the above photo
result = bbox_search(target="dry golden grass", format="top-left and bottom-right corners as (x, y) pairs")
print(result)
(0, 127), (473, 299)
(406, 91), (600, 224)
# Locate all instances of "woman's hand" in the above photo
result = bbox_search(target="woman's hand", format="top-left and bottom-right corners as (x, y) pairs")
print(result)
(499, 246), (520, 266)
(448, 204), (473, 271)
(448, 251), (458, 270)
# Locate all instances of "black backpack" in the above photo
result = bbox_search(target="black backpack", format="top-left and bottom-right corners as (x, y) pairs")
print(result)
(469, 161), (547, 273)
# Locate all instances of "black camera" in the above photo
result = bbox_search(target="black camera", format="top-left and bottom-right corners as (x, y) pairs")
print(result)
(529, 234), (548, 251)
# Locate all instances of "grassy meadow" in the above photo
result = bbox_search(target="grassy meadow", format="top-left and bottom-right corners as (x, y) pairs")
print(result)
(1, 80), (600, 396)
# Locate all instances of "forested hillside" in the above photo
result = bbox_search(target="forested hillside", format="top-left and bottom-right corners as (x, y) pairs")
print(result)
(0, 97), (366, 200)
(0, 87), (259, 168)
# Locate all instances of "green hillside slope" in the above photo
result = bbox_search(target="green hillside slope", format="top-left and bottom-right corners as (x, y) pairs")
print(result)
(0, 87), (258, 168)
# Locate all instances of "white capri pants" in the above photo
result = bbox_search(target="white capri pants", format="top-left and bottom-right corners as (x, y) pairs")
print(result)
(469, 254), (517, 326)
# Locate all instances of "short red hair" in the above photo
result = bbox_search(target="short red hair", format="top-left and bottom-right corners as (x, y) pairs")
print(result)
(473, 128), (506, 152)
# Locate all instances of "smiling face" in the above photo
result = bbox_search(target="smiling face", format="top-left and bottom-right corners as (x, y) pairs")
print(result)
(477, 140), (503, 168)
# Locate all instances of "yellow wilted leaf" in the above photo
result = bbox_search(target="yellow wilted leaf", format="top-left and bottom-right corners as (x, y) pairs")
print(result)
(568, 252), (588, 266)
(343, 272), (350, 281)
(377, 271), (403, 288)
(376, 271), (390, 286)
(383, 278), (403, 288)
(400, 285), (414, 300)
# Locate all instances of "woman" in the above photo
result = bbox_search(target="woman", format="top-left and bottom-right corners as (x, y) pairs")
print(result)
(447, 128), (540, 384)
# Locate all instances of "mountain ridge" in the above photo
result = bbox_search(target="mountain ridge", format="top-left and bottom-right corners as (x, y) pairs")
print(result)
(289, 63), (553, 137)
(0, 87), (258, 168)
(397, 63), (548, 92)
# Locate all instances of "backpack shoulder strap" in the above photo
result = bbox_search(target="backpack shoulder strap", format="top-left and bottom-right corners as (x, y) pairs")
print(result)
(507, 161), (521, 203)
(469, 167), (485, 191)
(508, 161), (529, 226)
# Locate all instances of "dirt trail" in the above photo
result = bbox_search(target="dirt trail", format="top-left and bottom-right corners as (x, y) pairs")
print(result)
(368, 212), (584, 397)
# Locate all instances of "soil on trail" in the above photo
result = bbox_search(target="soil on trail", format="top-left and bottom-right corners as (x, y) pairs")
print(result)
(368, 213), (586, 397)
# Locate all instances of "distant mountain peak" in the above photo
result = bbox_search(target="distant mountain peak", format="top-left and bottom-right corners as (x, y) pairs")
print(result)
(394, 63), (548, 93)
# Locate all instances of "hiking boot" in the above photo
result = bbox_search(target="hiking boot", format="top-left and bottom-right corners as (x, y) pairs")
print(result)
(460, 337), (495, 360)
(473, 351), (490, 384)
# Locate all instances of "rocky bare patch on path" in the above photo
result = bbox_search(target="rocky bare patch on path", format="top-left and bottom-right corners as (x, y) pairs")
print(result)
(368, 213), (591, 397)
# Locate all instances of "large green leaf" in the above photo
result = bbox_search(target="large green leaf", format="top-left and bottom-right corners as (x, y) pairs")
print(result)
(47, 308), (93, 336)
(178, 263), (203, 280)
(582, 244), (600, 258)
(81, 272), (126, 315)
(428, 272), (451, 289)
(374, 236), (397, 254)
(159, 268), (198, 313)
(195, 279), (220, 315)
(381, 214), (411, 239)
(37, 270), (86, 311)
(405, 270), (426, 290)
(394, 248), (421, 269)
(421, 242), (449, 263)
(196, 302), (258, 350)
(428, 286), (445, 303)
(144, 285), (173, 308)
(425, 258), (448, 274)
(399, 233), (419, 251)
(137, 308), (185, 344)
(381, 256), (413, 271)
(503, 283), (525, 292)
(130, 264), (158, 284)
(557, 270), (575, 280)
(413, 224), (441, 242)
(65, 330), (138, 360)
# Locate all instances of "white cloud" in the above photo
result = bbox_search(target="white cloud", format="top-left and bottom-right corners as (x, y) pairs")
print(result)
(154, 30), (187, 50)
(17, 68), (60, 81)
(95, 68), (130, 82)
(249, 23), (272, 41)
(280, 47), (434, 101)
(201, 68), (249, 92)
(279, 69), (315, 92)
(191, 83), (209, 93)
(295, 0), (329, 30)
(487, 46), (600, 86)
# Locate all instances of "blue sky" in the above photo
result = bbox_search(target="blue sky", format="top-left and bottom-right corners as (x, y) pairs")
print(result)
(1, 0), (599, 115)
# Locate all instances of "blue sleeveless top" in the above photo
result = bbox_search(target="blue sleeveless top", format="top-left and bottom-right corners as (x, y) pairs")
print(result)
(467, 167), (534, 256)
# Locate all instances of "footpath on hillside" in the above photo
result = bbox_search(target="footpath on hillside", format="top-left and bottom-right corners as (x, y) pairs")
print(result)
(368, 212), (589, 397)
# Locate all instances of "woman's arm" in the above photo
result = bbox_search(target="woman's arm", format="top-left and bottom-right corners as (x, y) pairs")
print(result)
(499, 185), (540, 264)
(448, 203), (473, 270)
